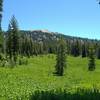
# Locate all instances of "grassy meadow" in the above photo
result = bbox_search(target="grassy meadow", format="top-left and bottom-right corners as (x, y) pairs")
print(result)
(0, 54), (100, 99)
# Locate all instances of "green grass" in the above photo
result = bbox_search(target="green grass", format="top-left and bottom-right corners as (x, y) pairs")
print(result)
(0, 54), (100, 99)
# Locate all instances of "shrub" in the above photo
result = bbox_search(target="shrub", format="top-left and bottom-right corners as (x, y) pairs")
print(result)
(18, 56), (28, 65)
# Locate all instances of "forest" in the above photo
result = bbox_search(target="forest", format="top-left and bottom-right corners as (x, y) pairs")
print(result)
(1, 0), (100, 100)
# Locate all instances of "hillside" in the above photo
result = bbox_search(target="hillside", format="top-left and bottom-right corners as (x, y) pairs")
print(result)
(20, 30), (99, 42)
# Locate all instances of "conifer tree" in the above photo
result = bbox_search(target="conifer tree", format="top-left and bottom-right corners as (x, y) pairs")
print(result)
(39, 42), (43, 54)
(74, 40), (80, 56)
(71, 40), (80, 57)
(0, 0), (3, 30)
(88, 45), (95, 71)
(43, 42), (48, 54)
(0, 0), (3, 53)
(33, 42), (38, 56)
(0, 31), (3, 53)
(55, 38), (66, 76)
(6, 16), (19, 64)
(24, 35), (34, 57)
(82, 43), (87, 57)
(97, 46), (100, 59)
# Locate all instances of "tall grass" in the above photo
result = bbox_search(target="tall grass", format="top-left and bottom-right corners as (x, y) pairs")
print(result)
(30, 88), (100, 100)
(0, 55), (100, 99)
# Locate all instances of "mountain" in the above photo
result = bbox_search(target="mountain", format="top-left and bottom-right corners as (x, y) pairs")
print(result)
(20, 30), (99, 43)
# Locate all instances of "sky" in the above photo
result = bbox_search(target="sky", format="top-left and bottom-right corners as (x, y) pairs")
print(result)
(2, 0), (100, 39)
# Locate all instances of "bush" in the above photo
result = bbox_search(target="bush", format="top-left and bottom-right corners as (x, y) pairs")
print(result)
(0, 55), (29, 67)
(0, 54), (8, 67)
(18, 56), (28, 65)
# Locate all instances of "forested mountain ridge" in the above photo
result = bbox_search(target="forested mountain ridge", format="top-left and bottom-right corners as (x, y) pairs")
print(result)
(3, 29), (100, 58)
(13, 30), (99, 58)
(20, 30), (99, 42)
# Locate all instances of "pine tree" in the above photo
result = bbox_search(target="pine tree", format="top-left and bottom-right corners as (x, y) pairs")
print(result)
(74, 40), (80, 56)
(71, 40), (80, 57)
(97, 46), (100, 59)
(55, 38), (66, 76)
(6, 16), (19, 64)
(43, 42), (48, 54)
(0, 0), (3, 30)
(33, 42), (39, 56)
(39, 42), (43, 54)
(0, 31), (3, 52)
(82, 43), (87, 57)
(25, 35), (34, 57)
(66, 39), (71, 55)
(88, 45), (95, 71)
(18, 33), (24, 56)
(0, 0), (3, 53)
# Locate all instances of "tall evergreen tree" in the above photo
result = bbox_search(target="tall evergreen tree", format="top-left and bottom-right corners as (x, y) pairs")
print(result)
(71, 40), (80, 57)
(23, 35), (34, 57)
(39, 42), (44, 54)
(55, 38), (66, 76)
(43, 41), (48, 54)
(82, 43), (87, 58)
(6, 16), (19, 64)
(88, 45), (95, 71)
(0, 30), (3, 52)
(97, 46), (100, 59)
(0, 0), (3, 30)
(33, 42), (39, 56)
(0, 0), (3, 53)
(66, 39), (71, 55)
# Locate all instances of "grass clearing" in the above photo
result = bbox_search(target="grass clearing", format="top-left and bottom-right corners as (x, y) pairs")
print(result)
(0, 54), (100, 99)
